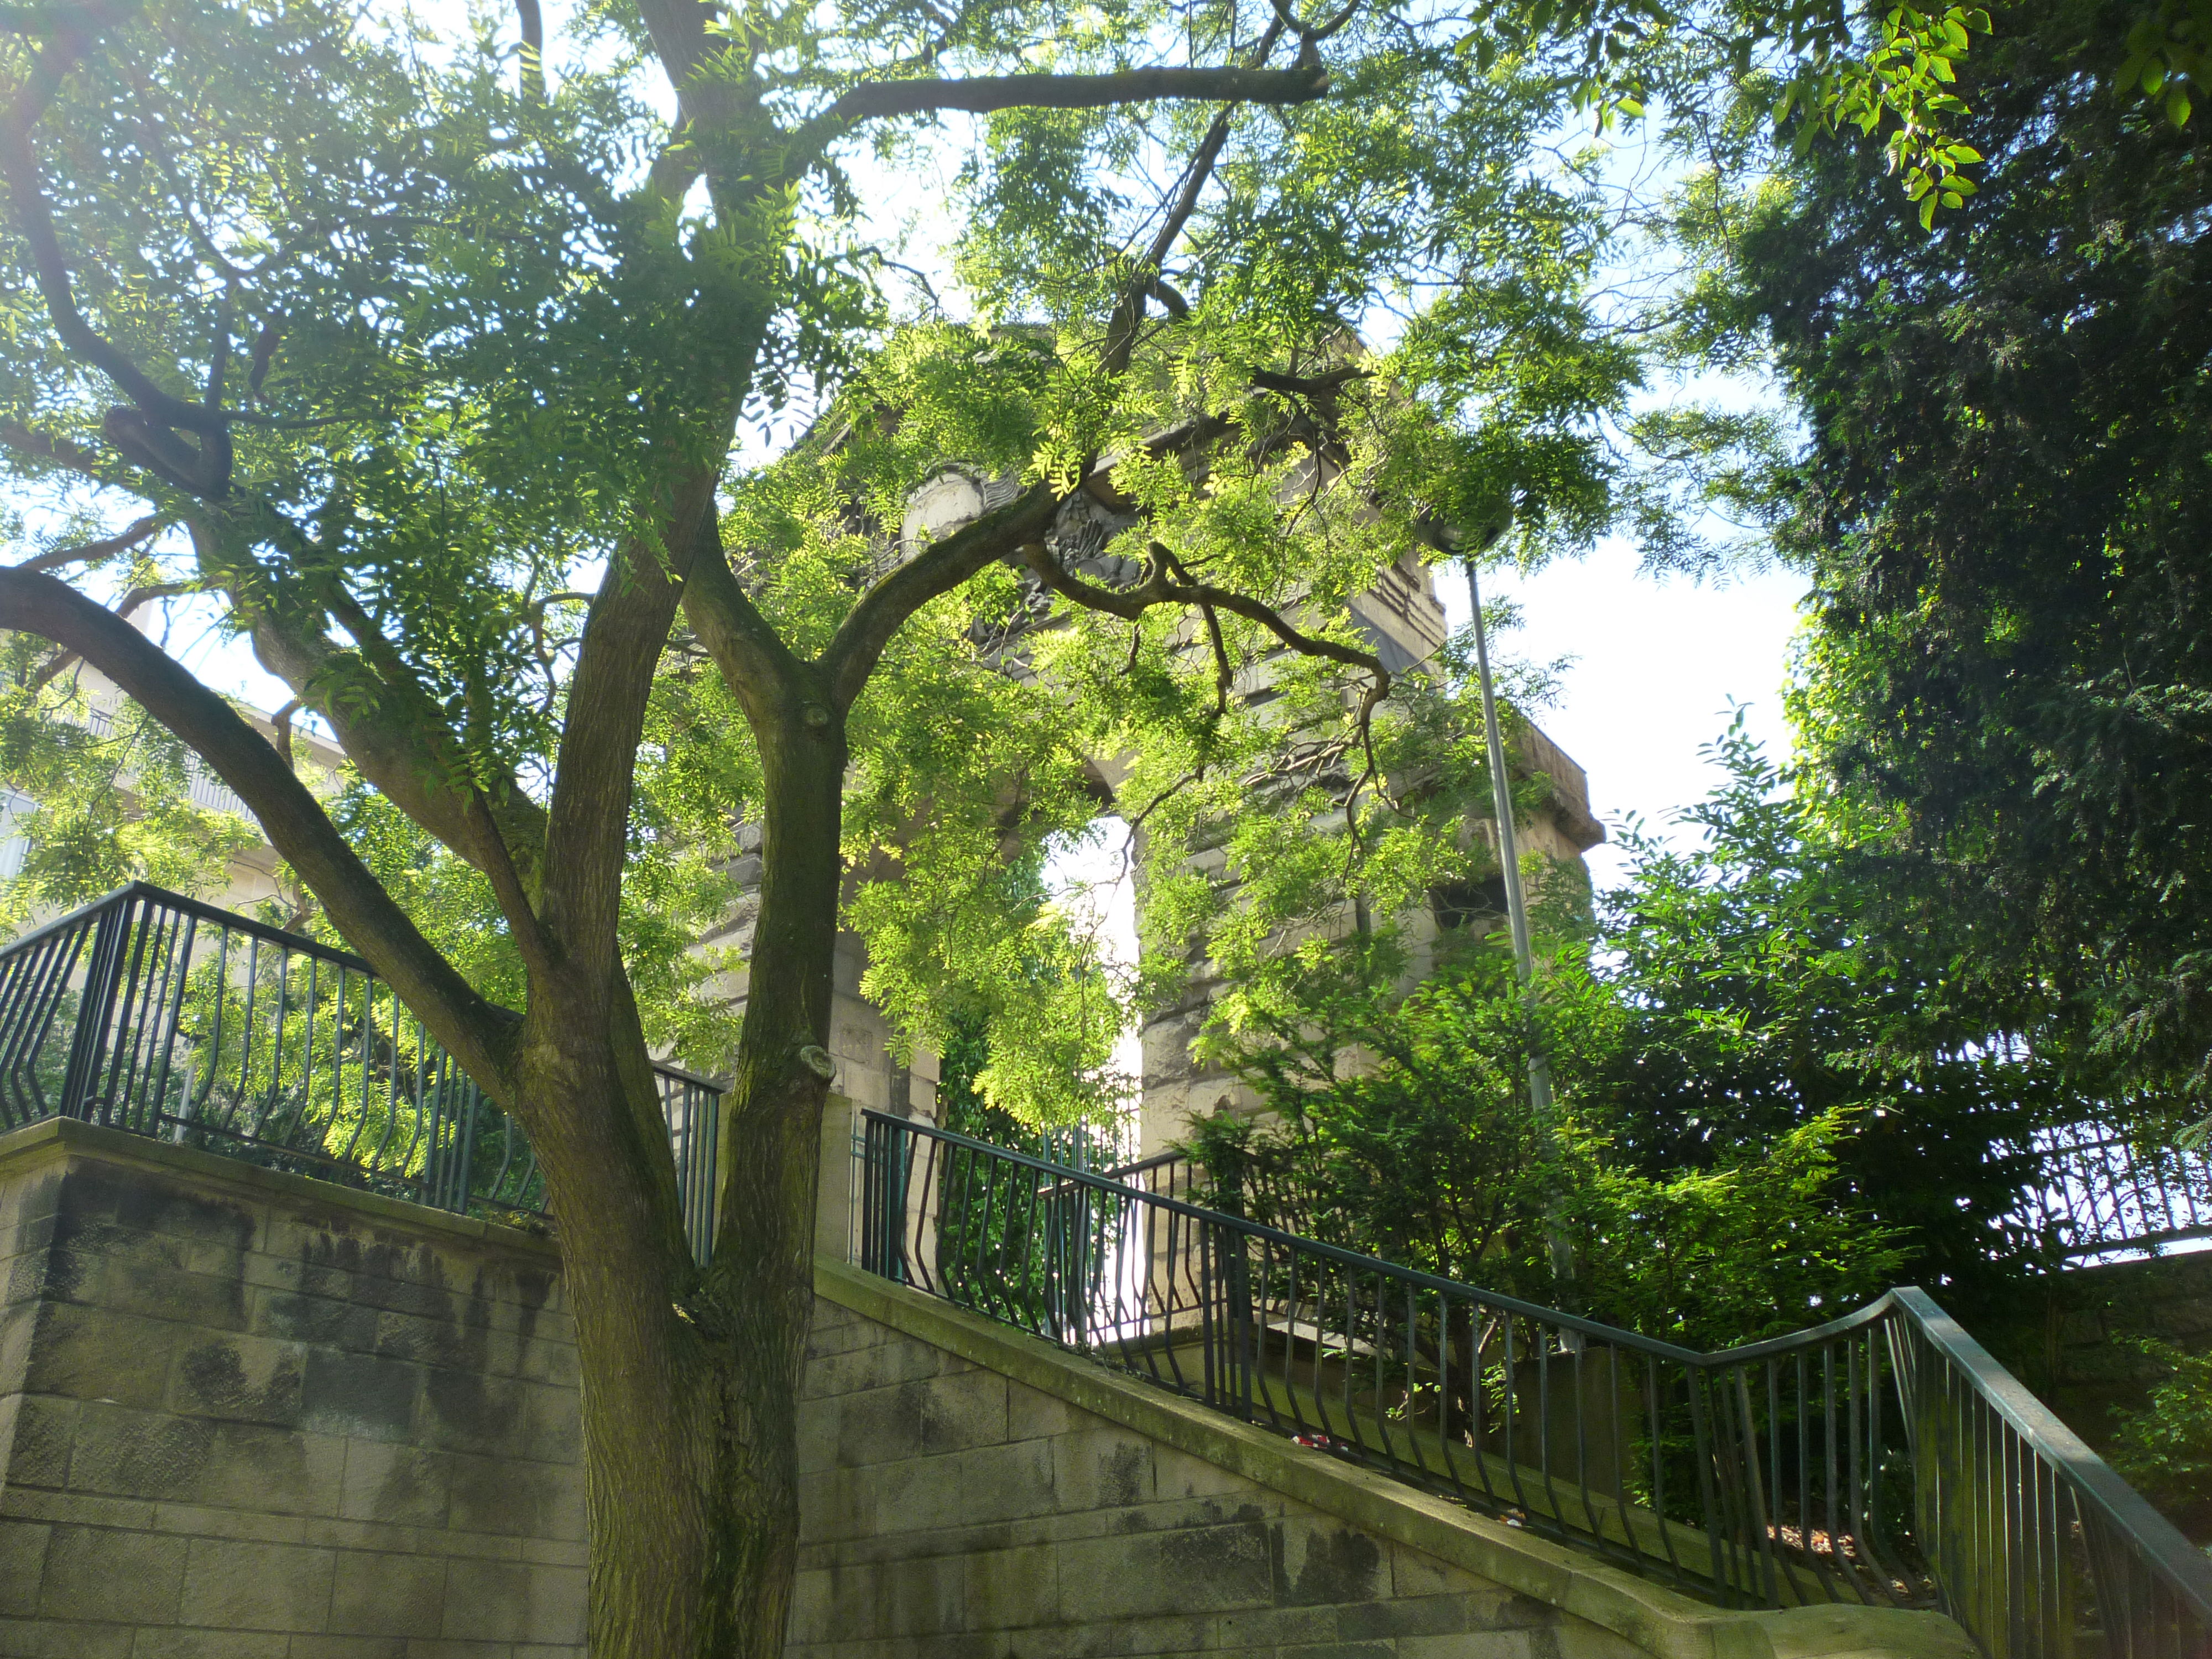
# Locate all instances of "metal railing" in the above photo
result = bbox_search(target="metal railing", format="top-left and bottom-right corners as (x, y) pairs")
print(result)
(2016, 1121), (2212, 1259)
(0, 882), (724, 1252)
(1112, 1120), (2212, 1269)
(856, 1110), (2212, 1659)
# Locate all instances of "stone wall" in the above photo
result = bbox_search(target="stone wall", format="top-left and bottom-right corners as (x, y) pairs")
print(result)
(0, 1117), (585, 1658)
(796, 1262), (1971, 1659)
(0, 1119), (1972, 1659)
(795, 1301), (1636, 1659)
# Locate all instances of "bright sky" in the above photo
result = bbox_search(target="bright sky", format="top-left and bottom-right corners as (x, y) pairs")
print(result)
(1442, 541), (1806, 891)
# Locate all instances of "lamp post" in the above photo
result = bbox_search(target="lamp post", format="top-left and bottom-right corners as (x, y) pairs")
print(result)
(1464, 556), (1572, 1282)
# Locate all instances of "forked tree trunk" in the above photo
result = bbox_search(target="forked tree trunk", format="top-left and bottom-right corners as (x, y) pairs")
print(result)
(527, 705), (851, 1658)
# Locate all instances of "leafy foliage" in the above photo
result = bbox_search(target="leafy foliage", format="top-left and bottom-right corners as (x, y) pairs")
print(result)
(2109, 1338), (2212, 1542)
(0, 641), (263, 923)
(9, 0), (2156, 1630)
(1183, 722), (2095, 1348)
(1681, 0), (2212, 1121)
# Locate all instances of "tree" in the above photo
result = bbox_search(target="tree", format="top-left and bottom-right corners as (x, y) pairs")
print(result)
(1678, 0), (2212, 1125)
(1580, 722), (2081, 1327)
(1183, 720), (2073, 1345)
(0, 1), (1681, 1649)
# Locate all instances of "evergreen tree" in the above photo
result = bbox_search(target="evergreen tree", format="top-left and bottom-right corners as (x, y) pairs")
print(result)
(1682, 0), (2212, 1123)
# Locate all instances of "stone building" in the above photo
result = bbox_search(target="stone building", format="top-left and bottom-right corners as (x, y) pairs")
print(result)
(703, 468), (1605, 1161)
(0, 657), (347, 921)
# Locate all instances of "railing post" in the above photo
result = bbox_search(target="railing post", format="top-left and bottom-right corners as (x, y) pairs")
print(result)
(57, 894), (133, 1123)
(863, 1117), (912, 1285)
(451, 1069), (483, 1217)
(1220, 1162), (1256, 1420)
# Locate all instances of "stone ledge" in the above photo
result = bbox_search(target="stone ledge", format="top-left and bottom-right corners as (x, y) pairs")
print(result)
(813, 1257), (1976, 1659)
(0, 1116), (561, 1263)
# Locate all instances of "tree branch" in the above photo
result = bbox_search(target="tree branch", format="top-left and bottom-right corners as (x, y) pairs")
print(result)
(633, 0), (744, 126)
(1019, 536), (1390, 685)
(0, 565), (518, 1093)
(1, 419), (124, 485)
(1103, 107), (1233, 375)
(205, 517), (555, 923)
(678, 513), (811, 724)
(536, 468), (723, 992)
(822, 479), (1062, 711)
(15, 513), (159, 572)
(1, 49), (236, 495)
(825, 61), (1326, 123)
(1102, 18), (1285, 374)
(788, 61), (1328, 172)
(515, 0), (546, 102)
(269, 697), (300, 768)
(28, 578), (187, 690)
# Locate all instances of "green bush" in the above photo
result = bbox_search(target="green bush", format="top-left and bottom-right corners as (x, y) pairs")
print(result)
(2110, 1339), (2212, 1545)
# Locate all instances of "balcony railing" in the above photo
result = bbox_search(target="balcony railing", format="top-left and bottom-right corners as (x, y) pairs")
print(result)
(2017, 1120), (2212, 1259)
(0, 882), (724, 1257)
(857, 1109), (2212, 1659)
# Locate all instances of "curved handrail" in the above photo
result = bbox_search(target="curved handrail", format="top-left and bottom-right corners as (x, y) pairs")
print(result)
(857, 1107), (2212, 1648)
(867, 1110), (1714, 1357)
(0, 879), (376, 972)
(1885, 1286), (2212, 1623)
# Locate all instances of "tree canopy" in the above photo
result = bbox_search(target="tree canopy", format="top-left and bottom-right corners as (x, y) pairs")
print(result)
(1183, 719), (2082, 1348)
(0, 0), (1717, 1649)
(1683, 0), (2212, 1120)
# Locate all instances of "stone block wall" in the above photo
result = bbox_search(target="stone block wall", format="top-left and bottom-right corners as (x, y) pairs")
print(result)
(791, 1288), (1651, 1659)
(0, 1118), (1972, 1659)
(0, 1119), (586, 1658)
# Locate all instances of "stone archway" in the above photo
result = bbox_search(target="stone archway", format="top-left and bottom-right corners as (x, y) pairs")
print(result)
(702, 472), (1608, 1167)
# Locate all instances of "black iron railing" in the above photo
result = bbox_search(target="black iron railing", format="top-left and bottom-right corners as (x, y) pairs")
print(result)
(0, 882), (723, 1252)
(1116, 1120), (2212, 1267)
(857, 1110), (2212, 1659)
(2017, 1120), (2212, 1259)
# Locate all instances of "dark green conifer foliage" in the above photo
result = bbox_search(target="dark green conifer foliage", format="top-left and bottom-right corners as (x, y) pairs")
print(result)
(1689, 0), (2212, 1115)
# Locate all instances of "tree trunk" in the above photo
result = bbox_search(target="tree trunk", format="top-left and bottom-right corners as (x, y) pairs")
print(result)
(695, 700), (849, 1656)
(521, 697), (848, 1657)
(515, 1004), (718, 1656)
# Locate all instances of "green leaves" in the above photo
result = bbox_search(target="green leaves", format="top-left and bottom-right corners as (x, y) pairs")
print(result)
(0, 0), (1694, 1120)
(1717, 0), (2212, 1120)
(2107, 1339), (2212, 1538)
(0, 645), (268, 926)
(2117, 0), (2208, 126)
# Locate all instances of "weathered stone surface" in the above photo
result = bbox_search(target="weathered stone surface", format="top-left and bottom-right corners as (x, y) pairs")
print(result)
(796, 1259), (1980, 1659)
(177, 1536), (338, 1631)
(66, 1404), (216, 1500)
(338, 1436), (451, 1528)
(166, 1331), (307, 1425)
(299, 1347), (424, 1442)
(328, 1547), (448, 1637)
(0, 1117), (1976, 1659)
(0, 1122), (586, 1658)
(37, 1525), (187, 1623)
(787, 1285), (1661, 1659)
(444, 1558), (587, 1645)
(0, 1520), (48, 1617)
(0, 1613), (137, 1657)
(19, 1302), (177, 1407)
(195, 1421), (348, 1517)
